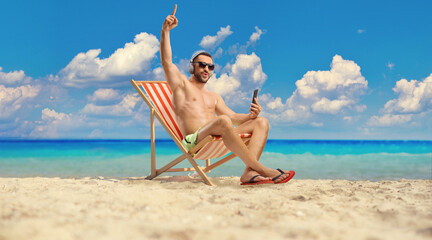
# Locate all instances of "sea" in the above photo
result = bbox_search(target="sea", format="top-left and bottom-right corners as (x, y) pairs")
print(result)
(0, 139), (431, 181)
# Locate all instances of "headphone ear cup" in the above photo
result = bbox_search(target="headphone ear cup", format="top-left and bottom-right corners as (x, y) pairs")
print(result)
(188, 62), (194, 74)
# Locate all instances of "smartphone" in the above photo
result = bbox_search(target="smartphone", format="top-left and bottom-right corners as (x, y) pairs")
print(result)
(252, 89), (259, 104)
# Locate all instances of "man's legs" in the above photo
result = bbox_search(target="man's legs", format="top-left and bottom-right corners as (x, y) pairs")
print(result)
(234, 117), (271, 183)
(196, 115), (291, 183)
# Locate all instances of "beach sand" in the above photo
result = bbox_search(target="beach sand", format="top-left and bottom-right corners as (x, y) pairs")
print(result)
(1, 177), (431, 240)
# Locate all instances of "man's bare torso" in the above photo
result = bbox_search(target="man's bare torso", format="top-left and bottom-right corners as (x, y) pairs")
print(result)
(172, 80), (217, 136)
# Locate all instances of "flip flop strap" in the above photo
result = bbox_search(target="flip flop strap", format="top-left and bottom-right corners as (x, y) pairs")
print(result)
(248, 174), (261, 183)
(271, 168), (284, 181)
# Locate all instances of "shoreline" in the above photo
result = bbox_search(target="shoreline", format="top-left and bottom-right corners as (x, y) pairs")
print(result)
(1, 177), (431, 240)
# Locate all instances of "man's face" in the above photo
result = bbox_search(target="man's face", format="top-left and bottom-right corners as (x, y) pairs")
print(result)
(193, 55), (214, 83)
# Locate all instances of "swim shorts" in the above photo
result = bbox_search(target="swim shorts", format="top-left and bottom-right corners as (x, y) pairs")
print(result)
(181, 128), (200, 151)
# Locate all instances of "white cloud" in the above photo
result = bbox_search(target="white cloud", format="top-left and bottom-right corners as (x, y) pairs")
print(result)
(0, 85), (40, 119)
(249, 26), (264, 43)
(310, 122), (324, 127)
(367, 114), (413, 127)
(0, 67), (32, 85)
(356, 104), (367, 112)
(214, 47), (223, 58)
(152, 67), (165, 81)
(367, 73), (432, 127)
(81, 93), (140, 116)
(260, 55), (368, 124)
(30, 108), (82, 138)
(386, 62), (395, 70)
(29, 92), (146, 138)
(343, 116), (352, 122)
(357, 29), (365, 34)
(265, 96), (284, 110)
(311, 97), (352, 114)
(199, 26), (233, 50)
(41, 108), (69, 121)
(56, 32), (160, 88)
(207, 73), (240, 96)
(295, 55), (367, 101)
(87, 88), (121, 102)
(383, 74), (432, 114)
(263, 104), (312, 124)
(228, 26), (265, 55)
(232, 53), (267, 85)
(207, 52), (267, 101)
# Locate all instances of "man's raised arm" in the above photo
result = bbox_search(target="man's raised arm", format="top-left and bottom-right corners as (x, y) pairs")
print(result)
(160, 4), (184, 91)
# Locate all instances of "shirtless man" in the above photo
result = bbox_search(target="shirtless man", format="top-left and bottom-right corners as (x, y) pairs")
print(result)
(160, 5), (295, 185)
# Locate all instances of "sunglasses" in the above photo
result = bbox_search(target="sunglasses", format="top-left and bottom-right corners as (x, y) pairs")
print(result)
(192, 61), (215, 71)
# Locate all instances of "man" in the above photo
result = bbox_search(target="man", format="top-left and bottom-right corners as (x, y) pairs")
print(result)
(160, 5), (294, 185)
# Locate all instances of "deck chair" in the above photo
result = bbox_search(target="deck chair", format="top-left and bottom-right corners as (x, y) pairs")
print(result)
(131, 80), (252, 186)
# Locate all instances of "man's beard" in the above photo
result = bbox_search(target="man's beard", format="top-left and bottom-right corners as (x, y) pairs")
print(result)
(194, 72), (210, 83)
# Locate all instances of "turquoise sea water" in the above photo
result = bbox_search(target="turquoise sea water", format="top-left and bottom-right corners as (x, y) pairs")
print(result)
(0, 140), (430, 180)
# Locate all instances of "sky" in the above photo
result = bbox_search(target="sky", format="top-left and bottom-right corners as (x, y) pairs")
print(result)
(0, 0), (431, 140)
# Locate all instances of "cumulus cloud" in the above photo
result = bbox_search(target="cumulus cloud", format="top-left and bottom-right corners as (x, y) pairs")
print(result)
(229, 26), (266, 55)
(249, 26), (265, 44)
(81, 93), (141, 116)
(214, 47), (224, 58)
(0, 85), (40, 119)
(55, 32), (160, 88)
(265, 96), (284, 110)
(310, 122), (324, 127)
(260, 55), (368, 124)
(87, 88), (121, 102)
(0, 67), (32, 85)
(367, 73), (432, 127)
(41, 108), (70, 121)
(199, 26), (233, 50)
(383, 74), (432, 114)
(30, 92), (145, 138)
(367, 114), (413, 127)
(30, 108), (81, 138)
(207, 73), (240, 96)
(295, 55), (367, 101)
(152, 67), (165, 81)
(311, 97), (352, 114)
(207, 52), (267, 104)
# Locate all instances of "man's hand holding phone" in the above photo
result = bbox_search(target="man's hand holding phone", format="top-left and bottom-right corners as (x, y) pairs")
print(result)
(250, 89), (261, 119)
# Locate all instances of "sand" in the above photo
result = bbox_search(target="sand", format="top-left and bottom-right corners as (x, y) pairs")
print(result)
(0, 176), (431, 240)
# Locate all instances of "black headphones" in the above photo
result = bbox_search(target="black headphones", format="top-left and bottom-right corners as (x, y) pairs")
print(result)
(188, 50), (210, 74)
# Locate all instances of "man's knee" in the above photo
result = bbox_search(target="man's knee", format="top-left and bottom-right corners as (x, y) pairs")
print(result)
(256, 117), (269, 130)
(217, 115), (233, 129)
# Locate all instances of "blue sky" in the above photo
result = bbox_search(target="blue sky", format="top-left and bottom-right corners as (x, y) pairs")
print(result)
(0, 0), (431, 139)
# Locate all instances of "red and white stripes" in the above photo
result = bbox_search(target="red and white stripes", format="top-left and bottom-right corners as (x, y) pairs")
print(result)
(141, 82), (183, 140)
(140, 81), (252, 160)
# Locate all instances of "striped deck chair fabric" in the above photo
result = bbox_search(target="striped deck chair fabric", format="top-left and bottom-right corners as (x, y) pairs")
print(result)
(131, 80), (252, 186)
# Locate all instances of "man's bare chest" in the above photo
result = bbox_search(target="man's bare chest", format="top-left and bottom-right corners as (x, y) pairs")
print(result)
(173, 87), (216, 113)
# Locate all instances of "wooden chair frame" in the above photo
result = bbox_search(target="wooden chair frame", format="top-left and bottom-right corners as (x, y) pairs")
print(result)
(131, 80), (248, 186)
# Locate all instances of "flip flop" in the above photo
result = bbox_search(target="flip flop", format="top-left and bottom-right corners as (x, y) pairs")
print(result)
(241, 174), (273, 185)
(272, 169), (295, 184)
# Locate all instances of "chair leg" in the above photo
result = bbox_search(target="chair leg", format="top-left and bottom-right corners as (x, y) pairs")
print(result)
(150, 109), (156, 178)
(187, 157), (215, 186)
(146, 153), (189, 180)
(205, 153), (236, 172)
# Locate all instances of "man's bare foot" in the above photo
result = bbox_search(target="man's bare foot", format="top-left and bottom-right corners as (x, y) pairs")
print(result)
(240, 169), (271, 183)
(265, 168), (293, 183)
